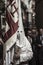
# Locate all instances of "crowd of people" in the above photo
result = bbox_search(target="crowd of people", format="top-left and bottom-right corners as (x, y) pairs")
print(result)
(9, 27), (43, 65)
(27, 28), (43, 65)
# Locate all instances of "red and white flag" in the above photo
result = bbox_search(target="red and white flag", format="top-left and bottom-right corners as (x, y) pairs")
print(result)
(3, 0), (18, 47)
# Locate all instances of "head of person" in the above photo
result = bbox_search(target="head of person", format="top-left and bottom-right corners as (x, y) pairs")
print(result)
(32, 27), (38, 38)
(27, 30), (32, 37)
(39, 28), (43, 35)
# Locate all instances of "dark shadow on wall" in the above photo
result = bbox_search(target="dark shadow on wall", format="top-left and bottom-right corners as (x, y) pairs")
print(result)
(35, 0), (43, 29)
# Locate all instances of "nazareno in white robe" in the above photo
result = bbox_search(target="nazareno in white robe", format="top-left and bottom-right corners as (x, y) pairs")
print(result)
(15, 34), (33, 65)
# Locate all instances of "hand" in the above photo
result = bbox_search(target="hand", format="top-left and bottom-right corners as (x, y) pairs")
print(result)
(14, 47), (20, 59)
(16, 53), (20, 57)
(15, 52), (20, 59)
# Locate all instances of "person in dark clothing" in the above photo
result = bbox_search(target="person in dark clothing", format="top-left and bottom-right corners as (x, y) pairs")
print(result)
(38, 28), (43, 65)
(29, 28), (40, 65)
